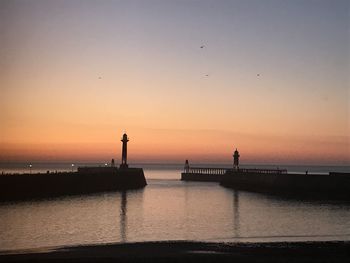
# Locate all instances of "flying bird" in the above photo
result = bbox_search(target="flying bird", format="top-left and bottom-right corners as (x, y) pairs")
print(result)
(200, 45), (205, 49)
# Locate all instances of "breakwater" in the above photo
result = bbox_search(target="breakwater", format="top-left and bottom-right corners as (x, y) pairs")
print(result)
(0, 167), (147, 202)
(181, 167), (287, 182)
(221, 171), (350, 199)
(181, 164), (350, 200)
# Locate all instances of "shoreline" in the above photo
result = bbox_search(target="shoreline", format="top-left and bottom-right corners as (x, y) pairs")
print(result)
(1, 240), (349, 262)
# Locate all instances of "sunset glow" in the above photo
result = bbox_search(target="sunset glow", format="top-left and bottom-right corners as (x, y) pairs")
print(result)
(1, 0), (349, 165)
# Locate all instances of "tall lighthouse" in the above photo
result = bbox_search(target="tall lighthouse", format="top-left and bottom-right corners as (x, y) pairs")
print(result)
(120, 133), (129, 168)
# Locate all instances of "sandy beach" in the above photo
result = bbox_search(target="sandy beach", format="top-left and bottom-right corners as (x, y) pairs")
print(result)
(1, 240), (349, 262)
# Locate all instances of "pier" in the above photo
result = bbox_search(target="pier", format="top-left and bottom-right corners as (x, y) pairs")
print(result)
(0, 133), (147, 202)
(185, 167), (228, 175)
(181, 166), (227, 182)
(181, 166), (287, 182)
(181, 159), (227, 182)
(230, 168), (287, 174)
(181, 156), (287, 182)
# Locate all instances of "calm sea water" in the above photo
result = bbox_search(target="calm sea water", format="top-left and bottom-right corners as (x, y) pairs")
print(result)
(0, 163), (350, 251)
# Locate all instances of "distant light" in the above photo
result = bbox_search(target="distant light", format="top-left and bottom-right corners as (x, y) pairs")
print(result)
(104, 163), (108, 166)
(71, 164), (74, 167)
(29, 164), (32, 168)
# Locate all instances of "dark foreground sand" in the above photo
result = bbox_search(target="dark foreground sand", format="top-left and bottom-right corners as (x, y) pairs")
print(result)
(1, 241), (349, 262)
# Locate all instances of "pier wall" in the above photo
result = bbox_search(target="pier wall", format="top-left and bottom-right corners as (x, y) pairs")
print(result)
(221, 171), (350, 199)
(181, 167), (227, 182)
(0, 168), (147, 202)
(181, 173), (223, 182)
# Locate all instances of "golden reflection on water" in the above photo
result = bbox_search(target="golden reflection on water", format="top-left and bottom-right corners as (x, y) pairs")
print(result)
(1, 170), (350, 251)
(120, 191), (127, 242)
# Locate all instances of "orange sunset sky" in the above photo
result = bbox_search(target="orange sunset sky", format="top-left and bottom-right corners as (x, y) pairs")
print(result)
(1, 0), (349, 165)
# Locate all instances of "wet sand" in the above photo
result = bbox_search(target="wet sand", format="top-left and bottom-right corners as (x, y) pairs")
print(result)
(0, 240), (349, 262)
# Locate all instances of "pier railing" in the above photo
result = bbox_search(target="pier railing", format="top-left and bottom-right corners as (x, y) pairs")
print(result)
(183, 167), (287, 175)
(0, 171), (74, 176)
(184, 167), (228, 175)
(228, 168), (287, 174)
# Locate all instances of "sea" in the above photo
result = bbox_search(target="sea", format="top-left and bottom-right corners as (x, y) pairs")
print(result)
(0, 163), (350, 251)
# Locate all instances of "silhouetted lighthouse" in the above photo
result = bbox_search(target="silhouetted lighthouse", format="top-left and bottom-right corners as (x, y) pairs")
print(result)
(233, 148), (240, 170)
(120, 133), (129, 168)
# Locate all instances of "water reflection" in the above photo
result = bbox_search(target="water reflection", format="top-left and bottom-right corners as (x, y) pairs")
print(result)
(1, 176), (350, 251)
(233, 191), (240, 237)
(120, 191), (127, 242)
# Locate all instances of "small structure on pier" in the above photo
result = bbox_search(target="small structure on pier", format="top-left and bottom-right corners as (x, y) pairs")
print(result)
(184, 160), (190, 173)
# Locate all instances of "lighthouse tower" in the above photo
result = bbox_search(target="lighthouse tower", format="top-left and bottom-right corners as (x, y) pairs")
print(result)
(233, 148), (240, 171)
(120, 133), (129, 168)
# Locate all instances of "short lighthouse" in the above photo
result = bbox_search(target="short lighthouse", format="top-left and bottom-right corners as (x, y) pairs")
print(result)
(233, 148), (240, 170)
(120, 133), (129, 168)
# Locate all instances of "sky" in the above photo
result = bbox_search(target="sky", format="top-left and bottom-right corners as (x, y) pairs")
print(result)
(0, 0), (349, 165)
